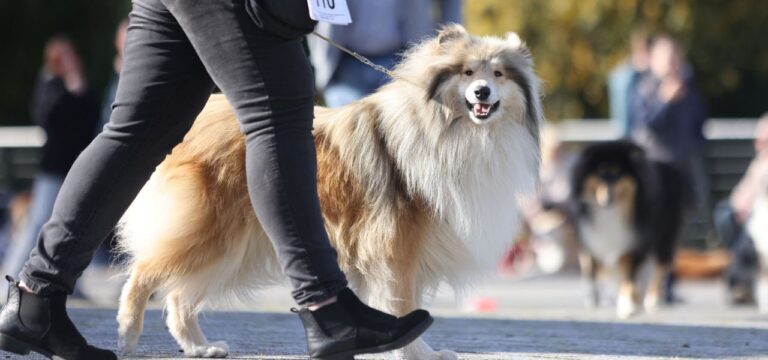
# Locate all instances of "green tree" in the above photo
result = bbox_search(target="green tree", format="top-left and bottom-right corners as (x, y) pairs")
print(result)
(466, 0), (768, 121)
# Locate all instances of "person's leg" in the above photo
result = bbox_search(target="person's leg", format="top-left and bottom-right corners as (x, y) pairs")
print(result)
(162, 0), (346, 306)
(714, 199), (740, 248)
(160, 1), (432, 358)
(0, 1), (215, 358)
(324, 55), (371, 108)
(713, 199), (757, 303)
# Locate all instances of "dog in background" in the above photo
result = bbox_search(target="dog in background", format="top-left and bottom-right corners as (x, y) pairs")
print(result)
(570, 141), (685, 318)
(115, 24), (542, 359)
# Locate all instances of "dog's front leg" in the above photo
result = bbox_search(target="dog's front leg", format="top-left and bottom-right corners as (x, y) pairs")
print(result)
(616, 253), (642, 319)
(578, 250), (600, 308)
(368, 265), (457, 360)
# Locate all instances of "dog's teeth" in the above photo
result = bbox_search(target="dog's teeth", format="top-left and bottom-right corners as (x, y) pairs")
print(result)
(473, 103), (492, 116)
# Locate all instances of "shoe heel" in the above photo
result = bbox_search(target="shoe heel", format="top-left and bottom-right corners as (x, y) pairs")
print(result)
(0, 333), (32, 355)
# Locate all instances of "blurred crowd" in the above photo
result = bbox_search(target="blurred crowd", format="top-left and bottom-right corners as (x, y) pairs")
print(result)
(0, 3), (765, 310)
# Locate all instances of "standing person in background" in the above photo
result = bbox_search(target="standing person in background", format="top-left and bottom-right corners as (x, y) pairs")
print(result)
(1, 36), (99, 298)
(629, 35), (707, 173)
(628, 35), (708, 303)
(310, 0), (462, 107)
(608, 30), (650, 137)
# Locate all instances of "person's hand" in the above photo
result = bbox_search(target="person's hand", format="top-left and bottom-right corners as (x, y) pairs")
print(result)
(734, 207), (749, 225)
(44, 42), (85, 94)
(58, 48), (85, 93)
(658, 73), (686, 103)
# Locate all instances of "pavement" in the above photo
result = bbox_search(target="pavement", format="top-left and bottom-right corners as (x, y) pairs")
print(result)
(4, 274), (768, 359)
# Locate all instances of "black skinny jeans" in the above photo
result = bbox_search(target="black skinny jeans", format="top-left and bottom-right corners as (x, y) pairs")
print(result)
(20, 0), (347, 306)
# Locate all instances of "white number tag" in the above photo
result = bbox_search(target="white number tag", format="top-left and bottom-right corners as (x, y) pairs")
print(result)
(307, 0), (352, 25)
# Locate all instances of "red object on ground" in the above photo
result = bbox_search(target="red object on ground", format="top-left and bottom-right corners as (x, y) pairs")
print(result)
(470, 297), (499, 312)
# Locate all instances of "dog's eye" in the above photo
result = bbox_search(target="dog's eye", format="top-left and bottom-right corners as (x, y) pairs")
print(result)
(464, 70), (473, 76)
(494, 71), (503, 77)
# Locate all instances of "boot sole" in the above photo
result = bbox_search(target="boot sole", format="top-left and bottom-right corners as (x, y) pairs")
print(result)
(313, 315), (434, 360)
(0, 333), (58, 359)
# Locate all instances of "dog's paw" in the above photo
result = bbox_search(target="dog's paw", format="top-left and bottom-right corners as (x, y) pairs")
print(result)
(430, 349), (459, 360)
(616, 298), (639, 319)
(643, 294), (660, 314)
(397, 338), (456, 360)
(185, 341), (229, 358)
(117, 322), (141, 354)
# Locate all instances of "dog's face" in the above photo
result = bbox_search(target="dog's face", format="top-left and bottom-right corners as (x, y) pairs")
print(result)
(581, 165), (637, 209)
(401, 24), (541, 133)
(459, 57), (510, 124)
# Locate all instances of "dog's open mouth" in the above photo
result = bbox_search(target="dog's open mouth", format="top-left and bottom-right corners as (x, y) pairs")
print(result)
(465, 100), (500, 120)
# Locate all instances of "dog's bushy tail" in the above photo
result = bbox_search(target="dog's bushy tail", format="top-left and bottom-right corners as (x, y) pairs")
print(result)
(116, 162), (218, 278)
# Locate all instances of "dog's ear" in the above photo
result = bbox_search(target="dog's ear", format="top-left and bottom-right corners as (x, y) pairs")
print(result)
(506, 32), (530, 56)
(506, 32), (523, 48)
(437, 23), (468, 46)
(426, 66), (456, 101)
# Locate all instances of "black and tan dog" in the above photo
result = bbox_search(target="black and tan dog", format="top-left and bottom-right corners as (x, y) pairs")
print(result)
(570, 141), (685, 318)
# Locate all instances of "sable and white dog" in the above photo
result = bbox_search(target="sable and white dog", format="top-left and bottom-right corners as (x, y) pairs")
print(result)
(115, 24), (541, 359)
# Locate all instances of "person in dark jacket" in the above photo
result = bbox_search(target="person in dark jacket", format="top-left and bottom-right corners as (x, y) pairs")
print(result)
(628, 35), (708, 304)
(0, 1), (431, 360)
(628, 35), (707, 174)
(0, 36), (98, 297)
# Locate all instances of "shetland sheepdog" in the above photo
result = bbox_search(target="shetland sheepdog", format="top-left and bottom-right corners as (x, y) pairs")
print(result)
(116, 24), (541, 359)
(570, 141), (685, 318)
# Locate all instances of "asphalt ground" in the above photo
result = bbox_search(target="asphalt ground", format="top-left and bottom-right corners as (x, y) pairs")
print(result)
(3, 275), (768, 359)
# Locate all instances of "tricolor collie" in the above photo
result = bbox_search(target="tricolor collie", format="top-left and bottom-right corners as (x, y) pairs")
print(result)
(115, 25), (541, 359)
(570, 141), (685, 319)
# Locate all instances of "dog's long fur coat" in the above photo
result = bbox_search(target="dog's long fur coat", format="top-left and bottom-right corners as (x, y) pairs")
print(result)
(116, 24), (542, 359)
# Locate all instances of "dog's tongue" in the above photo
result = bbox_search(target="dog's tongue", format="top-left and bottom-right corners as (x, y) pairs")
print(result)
(474, 103), (492, 115)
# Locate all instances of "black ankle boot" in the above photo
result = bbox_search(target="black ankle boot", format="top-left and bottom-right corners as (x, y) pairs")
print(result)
(294, 288), (433, 359)
(0, 277), (116, 360)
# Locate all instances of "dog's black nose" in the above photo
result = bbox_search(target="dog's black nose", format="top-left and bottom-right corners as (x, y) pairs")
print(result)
(474, 86), (491, 101)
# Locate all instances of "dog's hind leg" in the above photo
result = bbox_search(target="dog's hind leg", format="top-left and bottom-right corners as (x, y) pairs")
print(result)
(117, 267), (163, 354)
(165, 289), (229, 358)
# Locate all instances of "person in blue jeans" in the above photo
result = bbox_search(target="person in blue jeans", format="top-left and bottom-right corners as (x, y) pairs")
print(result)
(1, 36), (98, 298)
(0, 1), (431, 359)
